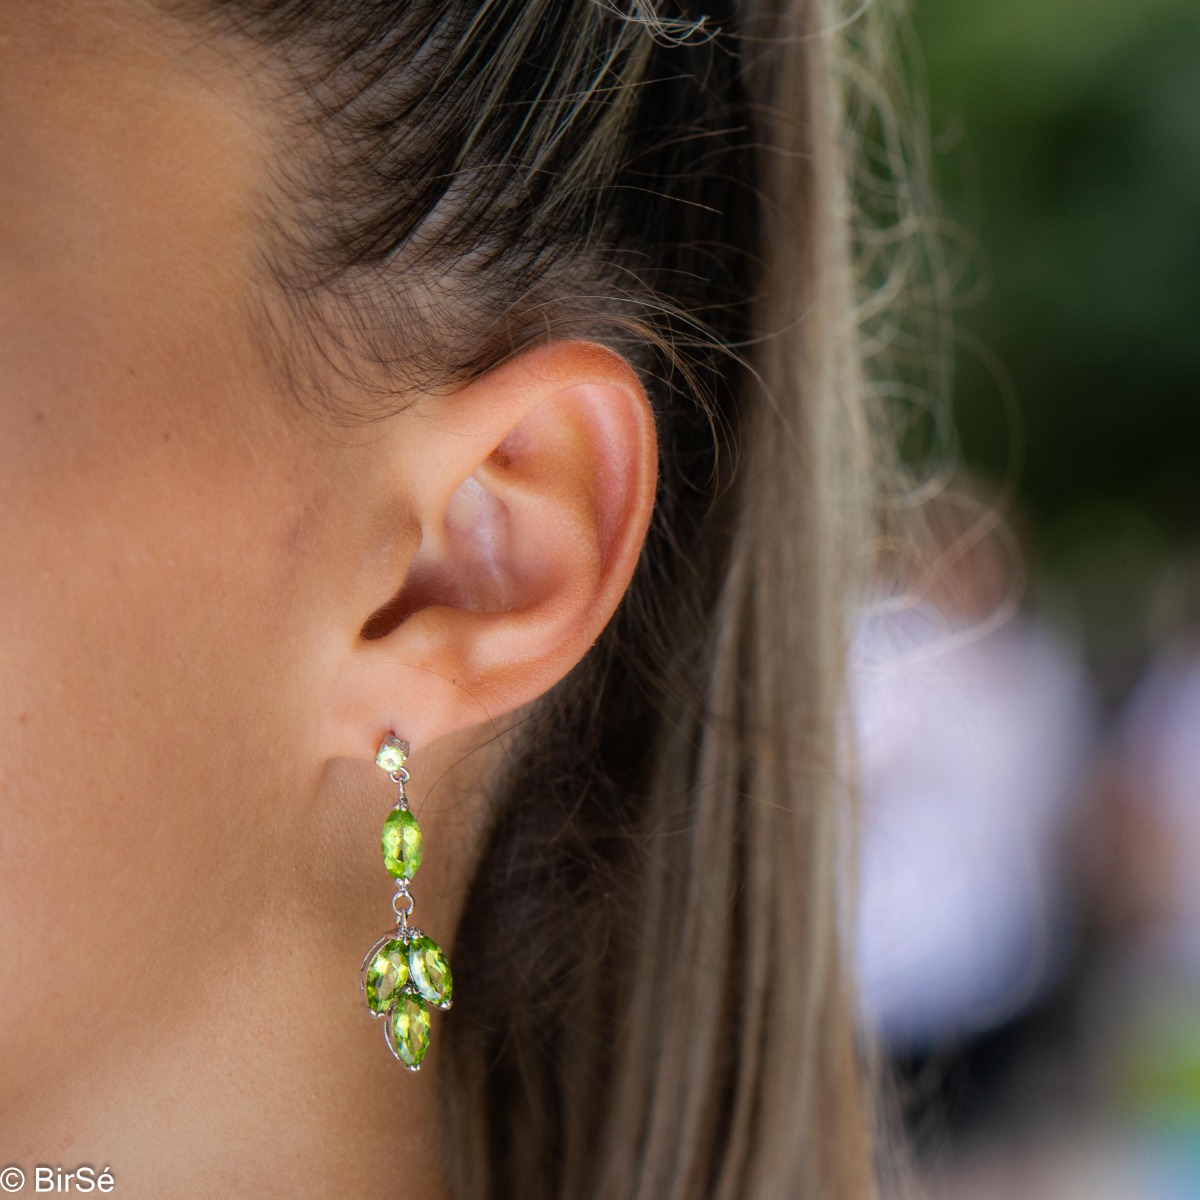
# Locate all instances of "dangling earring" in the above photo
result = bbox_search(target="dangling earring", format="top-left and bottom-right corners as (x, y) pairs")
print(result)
(359, 734), (453, 1070)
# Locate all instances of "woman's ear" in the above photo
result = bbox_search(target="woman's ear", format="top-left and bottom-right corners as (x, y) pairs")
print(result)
(319, 340), (657, 759)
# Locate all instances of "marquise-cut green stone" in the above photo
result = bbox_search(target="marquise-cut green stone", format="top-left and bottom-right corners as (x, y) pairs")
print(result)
(408, 935), (453, 1009)
(364, 939), (409, 1013)
(381, 807), (423, 880)
(387, 993), (431, 1068)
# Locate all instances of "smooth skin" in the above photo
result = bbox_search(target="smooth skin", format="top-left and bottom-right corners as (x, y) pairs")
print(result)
(0, 3), (657, 1196)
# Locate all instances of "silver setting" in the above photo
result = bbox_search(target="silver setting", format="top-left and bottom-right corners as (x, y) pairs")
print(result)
(392, 886), (415, 927)
(389, 766), (410, 810)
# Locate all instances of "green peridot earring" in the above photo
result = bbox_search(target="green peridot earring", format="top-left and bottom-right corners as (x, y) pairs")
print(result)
(359, 734), (453, 1070)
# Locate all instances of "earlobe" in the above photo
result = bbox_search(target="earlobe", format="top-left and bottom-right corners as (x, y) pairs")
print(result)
(319, 340), (657, 761)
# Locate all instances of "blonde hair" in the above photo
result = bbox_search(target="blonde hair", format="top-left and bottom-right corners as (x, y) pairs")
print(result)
(179, 0), (937, 1194)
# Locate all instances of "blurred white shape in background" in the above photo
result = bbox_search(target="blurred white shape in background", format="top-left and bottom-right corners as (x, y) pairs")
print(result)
(851, 599), (1099, 1051)
(1113, 636), (1200, 979)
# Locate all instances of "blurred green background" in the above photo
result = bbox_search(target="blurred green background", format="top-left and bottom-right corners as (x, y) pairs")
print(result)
(913, 0), (1200, 701)
(860, 9), (1200, 1193)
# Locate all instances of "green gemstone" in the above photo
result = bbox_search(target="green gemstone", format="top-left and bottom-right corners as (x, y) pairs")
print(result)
(375, 736), (409, 775)
(408, 935), (453, 1009)
(387, 993), (431, 1068)
(364, 939), (409, 1013)
(381, 807), (423, 880)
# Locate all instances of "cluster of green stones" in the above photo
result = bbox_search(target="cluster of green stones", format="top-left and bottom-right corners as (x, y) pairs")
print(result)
(360, 736), (453, 1071)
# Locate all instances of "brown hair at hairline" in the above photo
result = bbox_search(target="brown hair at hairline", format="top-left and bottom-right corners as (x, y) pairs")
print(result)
(168, 1), (900, 1196)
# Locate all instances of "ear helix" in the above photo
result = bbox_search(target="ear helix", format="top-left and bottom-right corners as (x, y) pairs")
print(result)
(358, 735), (453, 1070)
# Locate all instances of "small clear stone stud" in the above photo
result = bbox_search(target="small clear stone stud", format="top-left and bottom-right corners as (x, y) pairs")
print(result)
(375, 735), (409, 775)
